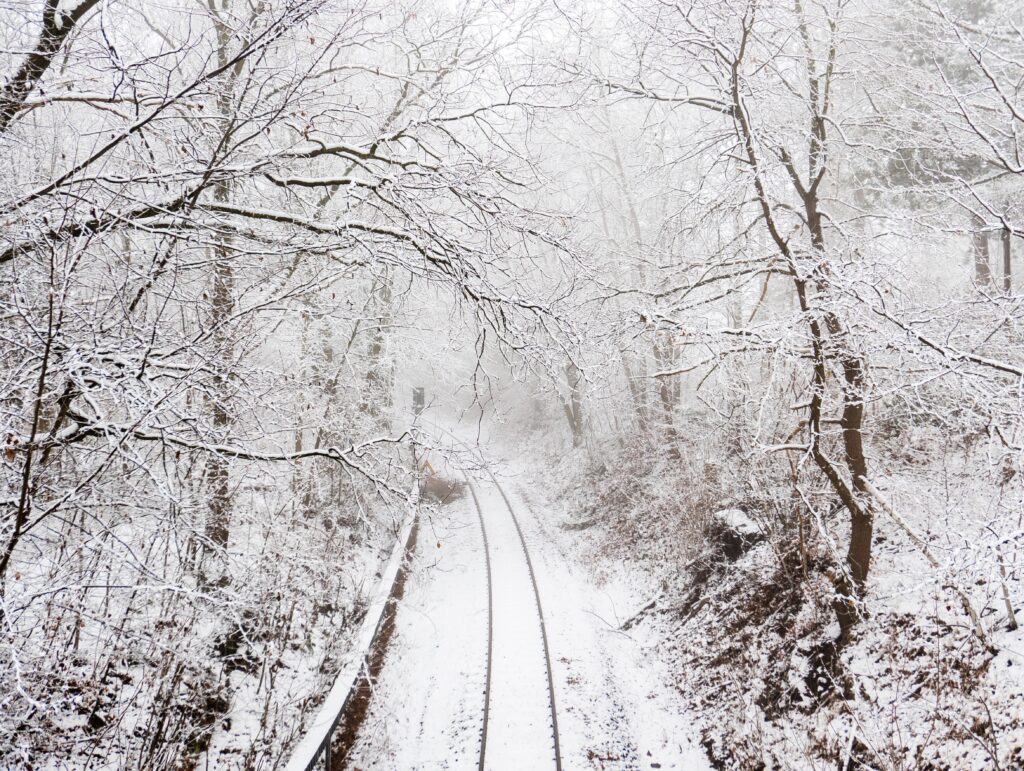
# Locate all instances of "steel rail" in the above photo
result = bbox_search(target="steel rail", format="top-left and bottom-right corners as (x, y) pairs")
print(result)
(285, 499), (419, 771)
(428, 420), (561, 771)
(286, 425), (562, 771)
(484, 470), (563, 771)
(465, 477), (495, 771)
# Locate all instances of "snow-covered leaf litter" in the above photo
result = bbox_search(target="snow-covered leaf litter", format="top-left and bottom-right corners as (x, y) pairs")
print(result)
(536, 424), (1024, 769)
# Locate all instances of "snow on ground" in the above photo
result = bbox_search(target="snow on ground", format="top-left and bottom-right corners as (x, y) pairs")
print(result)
(344, 470), (488, 768)
(535, 429), (1024, 769)
(346, 423), (710, 770)
(498, 463), (710, 770)
(198, 481), (397, 770)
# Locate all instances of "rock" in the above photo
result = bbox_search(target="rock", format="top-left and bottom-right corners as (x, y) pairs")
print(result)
(709, 508), (763, 561)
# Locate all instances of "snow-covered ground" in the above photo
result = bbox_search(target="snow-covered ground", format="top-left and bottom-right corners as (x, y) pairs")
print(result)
(536, 427), (1024, 769)
(344, 428), (710, 769)
(344, 470), (488, 768)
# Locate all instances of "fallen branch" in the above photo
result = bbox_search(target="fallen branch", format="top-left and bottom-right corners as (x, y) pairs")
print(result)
(860, 479), (990, 646)
(620, 596), (659, 631)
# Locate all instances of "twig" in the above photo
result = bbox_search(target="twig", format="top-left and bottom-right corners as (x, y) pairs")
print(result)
(861, 479), (989, 646)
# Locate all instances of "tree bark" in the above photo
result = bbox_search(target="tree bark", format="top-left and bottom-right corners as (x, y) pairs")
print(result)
(0, 0), (101, 135)
(621, 352), (649, 434)
(653, 334), (680, 458)
(563, 360), (585, 447)
(203, 177), (235, 589)
(1002, 225), (1012, 294)
(200, 5), (240, 588)
(973, 214), (994, 287)
(361, 273), (394, 432)
(728, 9), (874, 640)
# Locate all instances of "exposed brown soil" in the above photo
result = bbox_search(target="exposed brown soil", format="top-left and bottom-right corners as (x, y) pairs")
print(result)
(328, 516), (420, 770)
(419, 474), (466, 505)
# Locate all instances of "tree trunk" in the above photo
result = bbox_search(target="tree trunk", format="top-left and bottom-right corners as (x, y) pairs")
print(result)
(1002, 225), (1012, 294)
(973, 214), (994, 287)
(563, 360), (585, 447)
(621, 352), (649, 434)
(653, 333), (679, 458)
(203, 177), (234, 589)
(361, 272), (394, 433)
(838, 353), (873, 596)
(201, 5), (239, 588)
(808, 205), (874, 640)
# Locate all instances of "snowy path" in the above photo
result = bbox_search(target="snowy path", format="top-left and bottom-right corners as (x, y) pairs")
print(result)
(344, 440), (710, 770)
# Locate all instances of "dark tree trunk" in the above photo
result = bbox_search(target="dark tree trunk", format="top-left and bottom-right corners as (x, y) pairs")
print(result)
(727, 0), (875, 644)
(1002, 226), (1012, 294)
(0, 0), (101, 134)
(563, 361), (585, 447)
(973, 214), (994, 287)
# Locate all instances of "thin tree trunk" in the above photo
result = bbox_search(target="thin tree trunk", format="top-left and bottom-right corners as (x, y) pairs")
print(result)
(973, 214), (994, 287)
(203, 177), (234, 588)
(621, 352), (649, 434)
(563, 360), (585, 447)
(653, 334), (679, 458)
(728, 17), (875, 640)
(361, 272), (394, 432)
(201, 4), (239, 588)
(1002, 225), (1012, 294)
(0, 283), (58, 590)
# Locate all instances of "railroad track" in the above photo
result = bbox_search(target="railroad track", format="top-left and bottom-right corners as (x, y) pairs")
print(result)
(459, 443), (562, 771)
(288, 425), (562, 771)
(465, 478), (495, 769)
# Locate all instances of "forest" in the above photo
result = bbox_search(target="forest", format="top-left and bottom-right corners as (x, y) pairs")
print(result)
(1, 0), (1022, 768)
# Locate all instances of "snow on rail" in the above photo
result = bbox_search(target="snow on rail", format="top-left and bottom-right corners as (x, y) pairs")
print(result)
(465, 472), (563, 771)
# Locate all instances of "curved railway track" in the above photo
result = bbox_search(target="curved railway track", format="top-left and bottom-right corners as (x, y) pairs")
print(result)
(465, 469), (563, 771)
(465, 478), (495, 769)
(290, 424), (563, 771)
